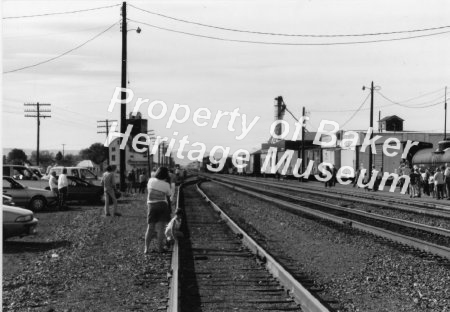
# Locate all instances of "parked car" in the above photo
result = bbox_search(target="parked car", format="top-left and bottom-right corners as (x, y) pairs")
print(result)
(3, 194), (15, 205)
(45, 176), (121, 203)
(2, 176), (57, 211)
(3, 165), (41, 181)
(43, 166), (99, 183)
(3, 204), (38, 239)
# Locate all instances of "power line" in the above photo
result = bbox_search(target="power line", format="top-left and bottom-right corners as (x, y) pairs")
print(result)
(310, 103), (392, 113)
(4, 25), (115, 40)
(376, 90), (447, 108)
(310, 88), (447, 113)
(340, 93), (370, 129)
(3, 4), (120, 20)
(390, 87), (444, 104)
(128, 18), (450, 46)
(3, 21), (119, 74)
(129, 4), (450, 38)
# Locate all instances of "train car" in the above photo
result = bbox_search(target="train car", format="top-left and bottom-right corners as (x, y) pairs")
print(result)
(247, 150), (261, 176)
(412, 140), (450, 169)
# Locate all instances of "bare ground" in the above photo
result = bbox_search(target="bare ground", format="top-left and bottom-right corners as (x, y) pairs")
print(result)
(3, 194), (171, 312)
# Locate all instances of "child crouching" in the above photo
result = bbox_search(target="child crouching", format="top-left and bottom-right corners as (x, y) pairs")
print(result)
(165, 208), (184, 245)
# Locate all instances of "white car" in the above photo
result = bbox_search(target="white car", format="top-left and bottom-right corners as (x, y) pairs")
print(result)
(3, 205), (38, 239)
(43, 166), (98, 183)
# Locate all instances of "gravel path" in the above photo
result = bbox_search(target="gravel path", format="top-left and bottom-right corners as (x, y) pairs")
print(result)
(200, 181), (450, 312)
(3, 195), (172, 312)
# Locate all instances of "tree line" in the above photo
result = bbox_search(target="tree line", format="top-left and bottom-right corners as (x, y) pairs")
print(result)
(4, 143), (109, 168)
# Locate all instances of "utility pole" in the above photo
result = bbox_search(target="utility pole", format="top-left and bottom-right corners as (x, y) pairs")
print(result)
(378, 111), (381, 133)
(301, 106), (306, 181)
(146, 130), (155, 175)
(24, 102), (51, 166)
(159, 142), (164, 166)
(369, 82), (374, 180)
(98, 119), (118, 165)
(62, 144), (66, 159)
(445, 86), (447, 140)
(120, 1), (127, 191)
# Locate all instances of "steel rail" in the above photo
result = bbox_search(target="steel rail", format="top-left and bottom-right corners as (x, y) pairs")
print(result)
(206, 175), (450, 239)
(208, 178), (450, 261)
(229, 174), (450, 212)
(196, 183), (330, 312)
(167, 182), (184, 312)
(204, 174), (450, 219)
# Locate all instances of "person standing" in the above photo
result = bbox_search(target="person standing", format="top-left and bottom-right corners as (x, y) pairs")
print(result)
(434, 168), (445, 200)
(49, 171), (60, 210)
(145, 167), (173, 254)
(102, 165), (119, 217)
(127, 169), (136, 195)
(422, 169), (430, 196)
(403, 164), (411, 195)
(353, 166), (361, 188)
(429, 171), (435, 198)
(409, 167), (420, 198)
(397, 164), (404, 190)
(331, 165), (338, 187)
(58, 168), (69, 209)
(444, 163), (450, 199)
(139, 171), (147, 194)
(324, 165), (333, 188)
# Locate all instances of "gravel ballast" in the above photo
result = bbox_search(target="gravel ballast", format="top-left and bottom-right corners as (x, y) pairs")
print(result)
(200, 181), (450, 312)
(216, 176), (450, 230)
(3, 195), (172, 312)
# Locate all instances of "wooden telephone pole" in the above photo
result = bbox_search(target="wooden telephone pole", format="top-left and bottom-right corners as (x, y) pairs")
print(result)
(24, 102), (51, 166)
(98, 119), (118, 165)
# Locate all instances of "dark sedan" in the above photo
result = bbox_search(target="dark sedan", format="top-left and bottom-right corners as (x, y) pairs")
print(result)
(46, 176), (121, 203)
(3, 177), (57, 211)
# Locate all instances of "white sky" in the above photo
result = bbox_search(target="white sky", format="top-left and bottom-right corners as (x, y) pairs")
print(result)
(2, 0), (450, 158)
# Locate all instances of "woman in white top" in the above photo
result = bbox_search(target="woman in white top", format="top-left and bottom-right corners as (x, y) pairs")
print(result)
(144, 167), (173, 254)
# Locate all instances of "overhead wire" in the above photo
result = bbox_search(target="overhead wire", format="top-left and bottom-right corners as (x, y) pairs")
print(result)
(3, 4), (121, 19)
(376, 90), (447, 108)
(340, 93), (371, 129)
(390, 87), (444, 104)
(128, 18), (450, 46)
(3, 21), (119, 74)
(310, 87), (447, 113)
(310, 103), (393, 113)
(128, 4), (450, 38)
(4, 24), (116, 40)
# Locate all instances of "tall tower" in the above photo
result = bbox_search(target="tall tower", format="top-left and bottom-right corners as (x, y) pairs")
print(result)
(274, 96), (287, 136)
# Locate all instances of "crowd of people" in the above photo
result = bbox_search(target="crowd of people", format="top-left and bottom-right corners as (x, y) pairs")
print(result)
(348, 161), (450, 200)
(397, 162), (450, 200)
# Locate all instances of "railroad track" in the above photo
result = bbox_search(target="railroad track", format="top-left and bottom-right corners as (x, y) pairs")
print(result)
(201, 174), (450, 261)
(203, 173), (450, 219)
(167, 180), (330, 312)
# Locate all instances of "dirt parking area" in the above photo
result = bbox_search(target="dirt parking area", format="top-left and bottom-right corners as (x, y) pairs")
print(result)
(3, 194), (172, 312)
